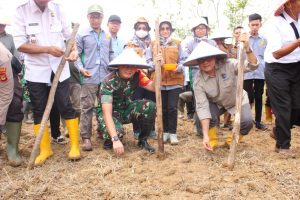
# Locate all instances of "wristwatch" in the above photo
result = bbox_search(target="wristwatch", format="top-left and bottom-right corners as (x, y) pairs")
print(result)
(111, 135), (119, 142)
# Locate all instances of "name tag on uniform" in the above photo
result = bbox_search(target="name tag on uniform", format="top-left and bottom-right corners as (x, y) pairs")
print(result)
(28, 23), (39, 26)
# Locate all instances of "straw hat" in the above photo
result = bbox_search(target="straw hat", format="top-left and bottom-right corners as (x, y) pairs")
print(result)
(109, 48), (151, 69)
(191, 17), (209, 31)
(274, 0), (289, 16)
(209, 29), (232, 40)
(134, 17), (151, 30)
(183, 41), (227, 66)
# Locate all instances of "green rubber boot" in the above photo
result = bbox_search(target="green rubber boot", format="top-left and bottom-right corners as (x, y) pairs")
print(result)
(6, 122), (22, 167)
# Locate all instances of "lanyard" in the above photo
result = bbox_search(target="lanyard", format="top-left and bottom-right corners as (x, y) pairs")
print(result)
(93, 31), (102, 51)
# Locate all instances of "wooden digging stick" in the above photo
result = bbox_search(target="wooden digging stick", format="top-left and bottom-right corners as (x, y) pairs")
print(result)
(154, 18), (164, 154)
(226, 42), (245, 170)
(27, 23), (80, 169)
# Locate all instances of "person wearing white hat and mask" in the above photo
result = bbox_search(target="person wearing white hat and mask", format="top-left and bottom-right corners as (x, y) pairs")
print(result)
(96, 49), (156, 154)
(264, 0), (300, 158)
(183, 35), (258, 151)
(12, 0), (80, 166)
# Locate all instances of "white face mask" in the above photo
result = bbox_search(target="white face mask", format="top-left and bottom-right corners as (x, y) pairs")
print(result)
(135, 30), (148, 39)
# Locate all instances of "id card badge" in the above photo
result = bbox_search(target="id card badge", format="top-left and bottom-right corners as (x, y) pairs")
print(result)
(95, 58), (100, 65)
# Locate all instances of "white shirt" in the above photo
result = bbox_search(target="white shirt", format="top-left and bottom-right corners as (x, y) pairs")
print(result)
(264, 11), (300, 63)
(12, 0), (71, 83)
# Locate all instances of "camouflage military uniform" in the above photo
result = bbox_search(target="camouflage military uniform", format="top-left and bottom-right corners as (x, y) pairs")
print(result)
(96, 70), (156, 141)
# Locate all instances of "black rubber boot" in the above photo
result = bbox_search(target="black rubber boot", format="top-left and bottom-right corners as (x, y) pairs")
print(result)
(138, 118), (155, 153)
(138, 139), (155, 153)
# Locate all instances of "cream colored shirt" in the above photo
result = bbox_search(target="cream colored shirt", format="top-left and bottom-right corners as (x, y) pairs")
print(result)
(12, 0), (71, 83)
(194, 58), (258, 120)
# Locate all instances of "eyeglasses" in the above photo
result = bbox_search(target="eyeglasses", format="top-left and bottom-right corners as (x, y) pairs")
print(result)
(160, 27), (170, 31)
(137, 27), (148, 31)
(89, 14), (103, 19)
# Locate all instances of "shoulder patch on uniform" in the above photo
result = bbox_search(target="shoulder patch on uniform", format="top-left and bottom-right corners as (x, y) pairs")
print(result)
(0, 67), (8, 82)
(105, 34), (111, 40)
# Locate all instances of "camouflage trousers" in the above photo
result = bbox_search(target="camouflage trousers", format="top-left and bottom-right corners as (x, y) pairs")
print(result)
(97, 99), (156, 141)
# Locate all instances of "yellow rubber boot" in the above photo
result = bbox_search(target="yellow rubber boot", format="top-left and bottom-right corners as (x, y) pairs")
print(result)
(265, 106), (272, 124)
(226, 133), (244, 146)
(33, 124), (53, 166)
(208, 127), (218, 149)
(65, 118), (81, 160)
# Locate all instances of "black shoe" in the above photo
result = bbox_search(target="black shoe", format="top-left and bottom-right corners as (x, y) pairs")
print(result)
(138, 139), (155, 153)
(103, 140), (113, 150)
(256, 122), (268, 130)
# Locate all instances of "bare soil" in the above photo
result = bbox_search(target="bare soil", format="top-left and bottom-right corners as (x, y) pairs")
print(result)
(1, 117), (300, 200)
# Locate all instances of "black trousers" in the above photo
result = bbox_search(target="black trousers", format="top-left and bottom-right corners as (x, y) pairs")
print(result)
(161, 88), (182, 134)
(265, 62), (300, 149)
(50, 99), (62, 139)
(27, 78), (76, 124)
(7, 75), (24, 122)
(243, 79), (265, 122)
(132, 87), (155, 133)
(184, 83), (195, 115)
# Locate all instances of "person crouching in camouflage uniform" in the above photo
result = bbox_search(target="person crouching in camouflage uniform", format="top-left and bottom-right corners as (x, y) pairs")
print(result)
(97, 48), (156, 154)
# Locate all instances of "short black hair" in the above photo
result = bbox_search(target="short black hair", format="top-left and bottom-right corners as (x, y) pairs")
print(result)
(249, 13), (262, 22)
(233, 26), (243, 32)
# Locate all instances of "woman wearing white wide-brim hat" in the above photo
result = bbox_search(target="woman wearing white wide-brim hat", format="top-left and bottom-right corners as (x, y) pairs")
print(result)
(264, 0), (300, 158)
(183, 36), (258, 152)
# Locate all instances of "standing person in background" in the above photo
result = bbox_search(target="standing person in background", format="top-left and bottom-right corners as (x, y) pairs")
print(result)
(264, 0), (300, 158)
(126, 17), (156, 140)
(146, 21), (185, 145)
(0, 14), (24, 167)
(13, 0), (81, 166)
(243, 13), (268, 130)
(229, 26), (244, 59)
(107, 15), (125, 57)
(76, 4), (114, 151)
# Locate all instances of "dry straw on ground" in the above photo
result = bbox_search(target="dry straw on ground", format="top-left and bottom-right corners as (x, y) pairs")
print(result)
(1, 117), (300, 199)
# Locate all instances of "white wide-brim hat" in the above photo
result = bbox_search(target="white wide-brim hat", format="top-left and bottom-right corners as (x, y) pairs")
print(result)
(209, 29), (232, 40)
(191, 17), (209, 31)
(109, 48), (151, 69)
(183, 41), (227, 66)
(274, 0), (289, 16)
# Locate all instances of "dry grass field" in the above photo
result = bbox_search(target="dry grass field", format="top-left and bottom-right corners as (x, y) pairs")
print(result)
(1, 116), (300, 200)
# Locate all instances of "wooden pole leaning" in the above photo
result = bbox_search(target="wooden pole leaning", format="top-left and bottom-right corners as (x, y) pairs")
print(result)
(154, 18), (164, 155)
(226, 42), (245, 170)
(27, 23), (80, 169)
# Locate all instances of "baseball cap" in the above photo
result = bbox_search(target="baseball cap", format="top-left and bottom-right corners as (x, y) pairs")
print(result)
(87, 4), (103, 15)
(108, 15), (121, 23)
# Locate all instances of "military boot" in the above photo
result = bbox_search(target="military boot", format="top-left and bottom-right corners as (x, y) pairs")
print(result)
(138, 119), (155, 153)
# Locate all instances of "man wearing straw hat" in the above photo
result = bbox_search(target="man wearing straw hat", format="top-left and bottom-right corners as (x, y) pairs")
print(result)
(183, 35), (258, 151)
(264, 0), (300, 158)
(0, 12), (24, 166)
(97, 48), (156, 154)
